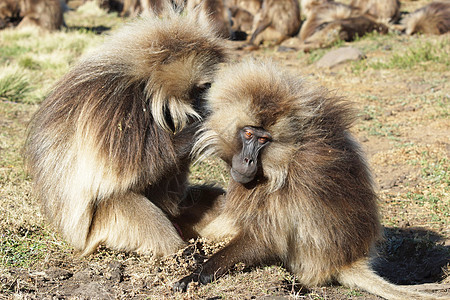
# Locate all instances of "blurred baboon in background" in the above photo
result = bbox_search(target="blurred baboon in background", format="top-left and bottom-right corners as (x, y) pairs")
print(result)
(0, 0), (21, 29)
(249, 0), (301, 46)
(297, 1), (387, 51)
(121, 0), (140, 16)
(0, 0), (64, 31)
(24, 9), (228, 257)
(173, 60), (445, 300)
(121, 0), (184, 17)
(401, 1), (450, 35)
(98, 0), (125, 13)
(226, 0), (262, 37)
(300, 0), (329, 18)
(187, 0), (232, 39)
(229, 5), (254, 35)
(299, 1), (357, 41)
(350, 0), (400, 23)
(226, 0), (261, 15)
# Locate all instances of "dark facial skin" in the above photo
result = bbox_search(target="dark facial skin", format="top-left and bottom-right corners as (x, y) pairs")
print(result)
(230, 126), (271, 184)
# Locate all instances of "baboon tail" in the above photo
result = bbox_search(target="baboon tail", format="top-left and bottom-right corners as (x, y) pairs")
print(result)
(337, 260), (447, 300)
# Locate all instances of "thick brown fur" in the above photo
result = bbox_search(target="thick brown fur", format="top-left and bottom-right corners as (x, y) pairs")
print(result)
(401, 1), (450, 35)
(229, 5), (254, 34)
(298, 1), (388, 50)
(18, 0), (64, 31)
(226, 0), (261, 33)
(24, 9), (228, 257)
(300, 0), (329, 18)
(120, 0), (184, 17)
(249, 0), (301, 46)
(0, 0), (21, 29)
(226, 0), (261, 15)
(174, 60), (445, 300)
(299, 1), (358, 41)
(0, 0), (64, 31)
(350, 0), (401, 23)
(187, 0), (232, 38)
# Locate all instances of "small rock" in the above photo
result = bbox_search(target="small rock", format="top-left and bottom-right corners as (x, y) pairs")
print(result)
(316, 47), (365, 68)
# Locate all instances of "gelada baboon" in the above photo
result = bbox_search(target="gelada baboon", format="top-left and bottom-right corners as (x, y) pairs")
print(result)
(173, 60), (444, 300)
(0, 0), (21, 29)
(0, 0), (64, 31)
(120, 0), (184, 17)
(249, 0), (301, 46)
(297, 1), (387, 51)
(350, 0), (401, 23)
(401, 1), (450, 35)
(226, 0), (262, 39)
(24, 8), (228, 257)
(18, 0), (64, 31)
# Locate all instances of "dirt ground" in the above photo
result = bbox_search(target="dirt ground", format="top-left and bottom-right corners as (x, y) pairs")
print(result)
(1, 3), (449, 299)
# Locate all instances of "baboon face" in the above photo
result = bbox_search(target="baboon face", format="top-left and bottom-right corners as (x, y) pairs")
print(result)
(231, 126), (271, 183)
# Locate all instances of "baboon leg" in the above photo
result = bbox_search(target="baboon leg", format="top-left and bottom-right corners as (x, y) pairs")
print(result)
(82, 192), (185, 257)
(174, 233), (275, 291)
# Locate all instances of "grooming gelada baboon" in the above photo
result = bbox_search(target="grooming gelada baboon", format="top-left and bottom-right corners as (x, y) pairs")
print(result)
(174, 60), (445, 300)
(24, 8), (228, 257)
(401, 1), (450, 35)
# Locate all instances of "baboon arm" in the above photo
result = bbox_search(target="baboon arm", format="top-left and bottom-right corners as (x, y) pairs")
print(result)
(173, 232), (274, 292)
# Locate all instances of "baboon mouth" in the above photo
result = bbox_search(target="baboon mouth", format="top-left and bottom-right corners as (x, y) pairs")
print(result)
(230, 168), (255, 184)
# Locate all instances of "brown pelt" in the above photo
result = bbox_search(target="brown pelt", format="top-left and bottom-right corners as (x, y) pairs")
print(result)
(0, 0), (64, 31)
(298, 1), (388, 50)
(350, 0), (401, 23)
(249, 0), (301, 46)
(299, 1), (358, 41)
(18, 0), (64, 31)
(0, 0), (21, 29)
(401, 1), (450, 35)
(177, 60), (444, 299)
(24, 8), (228, 257)
(186, 0), (232, 39)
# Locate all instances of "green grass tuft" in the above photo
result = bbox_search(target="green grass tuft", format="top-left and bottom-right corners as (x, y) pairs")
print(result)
(0, 69), (33, 103)
(370, 40), (449, 69)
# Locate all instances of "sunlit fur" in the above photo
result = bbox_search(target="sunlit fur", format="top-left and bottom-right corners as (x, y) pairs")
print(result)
(0, 0), (63, 30)
(190, 60), (442, 299)
(187, 0), (232, 39)
(249, 0), (301, 45)
(299, 1), (357, 41)
(297, 1), (388, 50)
(402, 1), (450, 35)
(24, 8), (228, 257)
(350, 0), (401, 23)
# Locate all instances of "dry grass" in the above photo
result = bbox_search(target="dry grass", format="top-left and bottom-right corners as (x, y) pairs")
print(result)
(0, 1), (448, 299)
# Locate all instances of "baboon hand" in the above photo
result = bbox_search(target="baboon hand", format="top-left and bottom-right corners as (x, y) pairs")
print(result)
(173, 273), (197, 292)
(173, 270), (214, 292)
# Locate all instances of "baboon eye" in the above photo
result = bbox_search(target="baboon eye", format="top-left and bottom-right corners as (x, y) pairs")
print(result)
(244, 130), (253, 139)
(258, 137), (268, 144)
